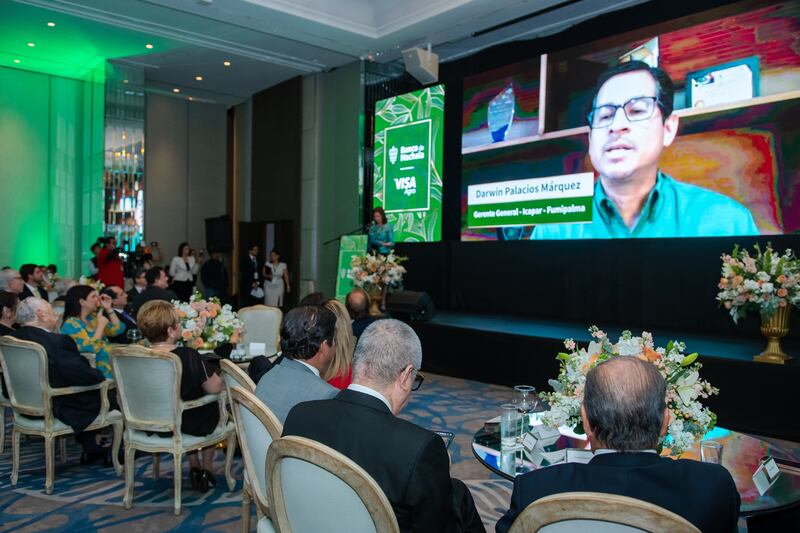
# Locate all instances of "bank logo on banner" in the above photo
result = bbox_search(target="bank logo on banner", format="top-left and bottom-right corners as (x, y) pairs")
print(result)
(383, 119), (431, 213)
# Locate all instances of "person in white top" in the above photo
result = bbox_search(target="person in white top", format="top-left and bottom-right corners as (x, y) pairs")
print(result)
(262, 249), (290, 307)
(169, 242), (203, 302)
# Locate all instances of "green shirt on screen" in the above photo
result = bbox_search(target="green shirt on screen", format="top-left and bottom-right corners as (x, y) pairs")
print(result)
(531, 172), (760, 239)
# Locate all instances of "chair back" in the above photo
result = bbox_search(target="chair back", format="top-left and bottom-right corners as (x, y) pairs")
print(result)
(0, 337), (49, 417)
(508, 492), (700, 533)
(230, 386), (282, 516)
(238, 305), (282, 356)
(266, 436), (399, 533)
(220, 359), (256, 393)
(111, 345), (182, 433)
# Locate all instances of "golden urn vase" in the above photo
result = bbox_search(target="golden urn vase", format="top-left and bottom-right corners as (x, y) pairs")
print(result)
(754, 306), (793, 364)
(367, 286), (384, 317)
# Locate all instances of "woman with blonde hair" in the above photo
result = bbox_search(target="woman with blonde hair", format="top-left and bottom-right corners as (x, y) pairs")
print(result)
(137, 300), (223, 492)
(323, 298), (356, 389)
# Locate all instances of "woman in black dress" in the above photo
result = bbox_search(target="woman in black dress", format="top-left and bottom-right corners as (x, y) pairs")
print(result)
(137, 300), (223, 492)
(0, 290), (18, 335)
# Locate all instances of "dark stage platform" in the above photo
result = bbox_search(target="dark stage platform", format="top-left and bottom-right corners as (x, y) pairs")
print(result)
(413, 311), (800, 442)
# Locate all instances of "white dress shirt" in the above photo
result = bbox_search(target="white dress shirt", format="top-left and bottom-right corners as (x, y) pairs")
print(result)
(297, 359), (321, 377)
(348, 383), (392, 411)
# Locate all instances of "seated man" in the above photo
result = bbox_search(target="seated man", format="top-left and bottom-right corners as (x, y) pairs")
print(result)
(283, 319), (485, 533)
(102, 286), (136, 344)
(131, 266), (178, 318)
(496, 356), (740, 533)
(8, 298), (107, 452)
(254, 305), (338, 423)
(345, 288), (375, 339)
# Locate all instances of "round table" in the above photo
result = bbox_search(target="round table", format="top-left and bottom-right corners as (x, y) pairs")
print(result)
(472, 422), (800, 516)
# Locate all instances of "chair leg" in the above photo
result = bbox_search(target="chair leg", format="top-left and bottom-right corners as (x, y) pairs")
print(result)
(123, 446), (136, 509)
(44, 434), (55, 494)
(152, 453), (160, 480)
(0, 407), (5, 455)
(11, 428), (20, 485)
(242, 481), (251, 533)
(59, 437), (68, 463)
(111, 422), (122, 475)
(173, 450), (183, 516)
(225, 433), (237, 491)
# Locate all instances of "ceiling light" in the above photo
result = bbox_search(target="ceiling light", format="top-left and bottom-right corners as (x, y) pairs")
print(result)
(223, 61), (231, 67)
(188, 96), (194, 101)
(123, 79), (129, 84)
(195, 75), (203, 81)
(27, 42), (35, 47)
(47, 22), (56, 27)
(13, 59), (20, 64)
(145, 43), (154, 49)
(172, 88), (180, 93)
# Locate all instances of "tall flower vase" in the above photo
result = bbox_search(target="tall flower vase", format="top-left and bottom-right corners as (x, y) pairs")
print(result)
(754, 306), (793, 364)
(367, 286), (384, 317)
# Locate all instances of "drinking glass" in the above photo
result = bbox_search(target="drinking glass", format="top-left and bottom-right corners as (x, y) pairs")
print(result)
(701, 440), (723, 464)
(514, 385), (537, 432)
(500, 404), (521, 450)
(126, 328), (142, 344)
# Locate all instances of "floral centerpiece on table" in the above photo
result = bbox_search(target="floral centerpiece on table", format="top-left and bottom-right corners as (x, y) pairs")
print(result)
(716, 243), (800, 323)
(173, 292), (244, 350)
(78, 276), (105, 292)
(347, 251), (407, 293)
(540, 326), (718, 455)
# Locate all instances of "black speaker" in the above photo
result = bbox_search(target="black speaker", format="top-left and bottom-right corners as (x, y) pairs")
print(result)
(386, 291), (435, 322)
(205, 215), (232, 252)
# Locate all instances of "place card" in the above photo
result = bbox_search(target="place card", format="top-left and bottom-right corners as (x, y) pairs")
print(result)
(565, 449), (594, 464)
(249, 342), (266, 356)
(521, 433), (543, 466)
(752, 457), (780, 496)
(541, 450), (566, 465)
(533, 426), (561, 447)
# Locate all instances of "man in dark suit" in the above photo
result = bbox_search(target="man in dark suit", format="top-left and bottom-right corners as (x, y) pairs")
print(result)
(19, 264), (49, 301)
(101, 286), (136, 343)
(240, 244), (262, 307)
(345, 288), (375, 339)
(127, 268), (147, 307)
(7, 297), (105, 437)
(495, 356), (740, 533)
(131, 266), (178, 318)
(283, 319), (484, 533)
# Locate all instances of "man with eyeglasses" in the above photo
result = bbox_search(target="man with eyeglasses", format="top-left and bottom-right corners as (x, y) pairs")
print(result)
(283, 319), (485, 533)
(533, 60), (758, 239)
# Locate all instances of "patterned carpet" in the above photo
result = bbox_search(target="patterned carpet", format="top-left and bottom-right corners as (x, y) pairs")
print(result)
(0, 373), (515, 532)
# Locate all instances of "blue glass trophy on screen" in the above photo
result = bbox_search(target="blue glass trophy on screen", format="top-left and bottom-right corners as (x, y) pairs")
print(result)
(488, 84), (516, 143)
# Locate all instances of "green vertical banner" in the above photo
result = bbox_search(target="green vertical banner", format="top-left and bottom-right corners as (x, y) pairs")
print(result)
(373, 85), (444, 242)
(335, 235), (369, 301)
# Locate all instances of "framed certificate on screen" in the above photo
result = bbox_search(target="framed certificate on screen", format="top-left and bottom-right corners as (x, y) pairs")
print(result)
(686, 56), (760, 108)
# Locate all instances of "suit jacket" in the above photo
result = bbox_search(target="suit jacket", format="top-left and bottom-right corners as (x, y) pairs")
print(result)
(254, 358), (337, 424)
(240, 254), (261, 289)
(107, 309), (137, 344)
(351, 316), (377, 339)
(20, 284), (49, 302)
(131, 285), (178, 317)
(8, 326), (105, 434)
(283, 389), (460, 533)
(495, 452), (740, 533)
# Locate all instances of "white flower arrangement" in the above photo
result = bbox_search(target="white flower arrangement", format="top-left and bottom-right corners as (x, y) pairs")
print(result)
(78, 276), (105, 292)
(717, 243), (800, 323)
(173, 291), (244, 350)
(347, 251), (407, 292)
(540, 326), (718, 455)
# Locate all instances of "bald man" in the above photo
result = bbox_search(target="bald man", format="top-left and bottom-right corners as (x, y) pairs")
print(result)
(496, 357), (740, 533)
(346, 288), (375, 339)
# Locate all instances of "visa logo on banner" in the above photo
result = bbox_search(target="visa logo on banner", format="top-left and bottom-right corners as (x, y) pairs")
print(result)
(394, 176), (417, 196)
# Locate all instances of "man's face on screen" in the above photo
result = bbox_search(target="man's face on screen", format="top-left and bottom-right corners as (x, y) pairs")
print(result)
(589, 70), (677, 184)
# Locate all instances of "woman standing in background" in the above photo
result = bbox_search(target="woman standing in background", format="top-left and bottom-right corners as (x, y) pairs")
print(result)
(169, 242), (202, 302)
(263, 249), (290, 307)
(368, 207), (394, 255)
